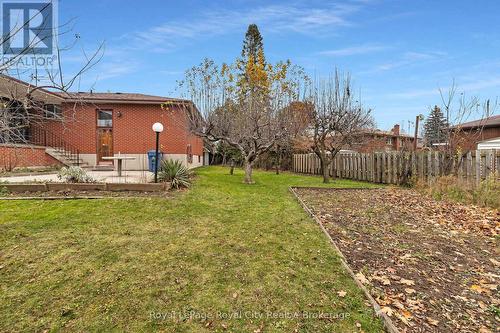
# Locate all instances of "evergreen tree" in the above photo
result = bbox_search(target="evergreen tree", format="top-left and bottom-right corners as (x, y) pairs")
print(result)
(241, 24), (264, 62)
(238, 24), (268, 97)
(424, 105), (449, 146)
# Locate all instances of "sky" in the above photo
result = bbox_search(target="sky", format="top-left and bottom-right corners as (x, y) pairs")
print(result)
(36, 0), (500, 130)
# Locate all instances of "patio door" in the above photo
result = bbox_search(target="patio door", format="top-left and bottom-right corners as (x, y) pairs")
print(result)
(96, 110), (113, 162)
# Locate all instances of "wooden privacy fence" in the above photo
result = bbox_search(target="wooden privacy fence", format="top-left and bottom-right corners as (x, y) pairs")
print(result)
(293, 150), (500, 185)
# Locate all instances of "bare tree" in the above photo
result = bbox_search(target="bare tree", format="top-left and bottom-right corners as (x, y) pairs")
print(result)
(268, 101), (313, 174)
(437, 83), (497, 174)
(0, 1), (104, 146)
(309, 71), (374, 183)
(175, 58), (307, 184)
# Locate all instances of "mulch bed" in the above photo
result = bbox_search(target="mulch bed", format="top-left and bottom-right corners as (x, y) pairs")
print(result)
(295, 187), (499, 333)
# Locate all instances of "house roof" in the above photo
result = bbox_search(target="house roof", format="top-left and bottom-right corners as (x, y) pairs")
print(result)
(360, 129), (419, 139)
(54, 92), (188, 105)
(453, 115), (500, 129)
(0, 74), (188, 105)
(0, 74), (65, 104)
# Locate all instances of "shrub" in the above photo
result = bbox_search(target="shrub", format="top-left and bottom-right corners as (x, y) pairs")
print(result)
(473, 175), (500, 209)
(0, 186), (8, 195)
(57, 166), (96, 183)
(158, 159), (192, 189)
(415, 174), (500, 209)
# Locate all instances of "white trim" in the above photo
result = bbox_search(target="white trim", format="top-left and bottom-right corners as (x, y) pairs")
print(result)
(477, 137), (500, 150)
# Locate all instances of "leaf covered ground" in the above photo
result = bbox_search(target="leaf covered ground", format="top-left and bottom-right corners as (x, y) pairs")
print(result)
(296, 187), (500, 333)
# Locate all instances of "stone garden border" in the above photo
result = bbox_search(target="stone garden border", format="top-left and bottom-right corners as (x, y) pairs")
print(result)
(289, 186), (400, 333)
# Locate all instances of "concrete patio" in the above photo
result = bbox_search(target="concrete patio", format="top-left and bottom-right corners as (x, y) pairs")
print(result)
(0, 170), (154, 184)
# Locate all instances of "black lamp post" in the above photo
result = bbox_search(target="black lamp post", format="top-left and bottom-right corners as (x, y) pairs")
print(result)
(152, 122), (164, 183)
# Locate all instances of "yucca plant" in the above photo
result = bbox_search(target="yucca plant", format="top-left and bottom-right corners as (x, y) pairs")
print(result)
(158, 159), (192, 189)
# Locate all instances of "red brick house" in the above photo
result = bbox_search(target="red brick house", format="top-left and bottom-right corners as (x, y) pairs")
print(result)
(451, 115), (500, 151)
(292, 124), (422, 153)
(351, 124), (422, 153)
(0, 75), (203, 170)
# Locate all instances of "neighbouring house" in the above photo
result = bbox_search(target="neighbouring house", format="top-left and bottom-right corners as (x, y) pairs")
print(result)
(451, 115), (500, 151)
(0, 75), (203, 171)
(292, 124), (422, 153)
(351, 124), (422, 153)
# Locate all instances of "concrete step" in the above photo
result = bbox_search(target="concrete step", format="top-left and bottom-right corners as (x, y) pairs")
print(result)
(91, 165), (114, 171)
(45, 148), (87, 167)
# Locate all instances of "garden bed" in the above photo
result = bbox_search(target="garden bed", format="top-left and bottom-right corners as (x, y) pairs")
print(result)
(0, 182), (169, 193)
(294, 187), (499, 333)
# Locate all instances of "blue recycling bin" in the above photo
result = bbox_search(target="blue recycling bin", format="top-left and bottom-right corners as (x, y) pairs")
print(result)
(147, 150), (163, 172)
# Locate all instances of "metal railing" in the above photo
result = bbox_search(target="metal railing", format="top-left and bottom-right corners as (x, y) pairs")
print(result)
(28, 126), (80, 166)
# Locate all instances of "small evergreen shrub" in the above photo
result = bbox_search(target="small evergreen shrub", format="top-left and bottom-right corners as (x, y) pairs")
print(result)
(158, 159), (192, 189)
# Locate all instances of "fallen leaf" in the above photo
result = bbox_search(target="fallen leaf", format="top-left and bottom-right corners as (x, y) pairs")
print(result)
(404, 288), (416, 294)
(400, 278), (415, 286)
(355, 272), (369, 285)
(380, 306), (394, 316)
(489, 258), (499, 266)
(482, 283), (497, 291)
(470, 285), (486, 294)
(337, 290), (347, 298)
(401, 309), (412, 319)
(372, 275), (391, 285)
(427, 317), (439, 326)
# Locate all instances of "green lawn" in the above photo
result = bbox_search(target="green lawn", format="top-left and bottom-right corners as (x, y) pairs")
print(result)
(0, 166), (383, 332)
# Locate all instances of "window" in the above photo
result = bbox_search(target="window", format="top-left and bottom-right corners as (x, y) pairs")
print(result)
(43, 104), (62, 119)
(97, 110), (113, 127)
(187, 144), (193, 163)
(386, 137), (393, 145)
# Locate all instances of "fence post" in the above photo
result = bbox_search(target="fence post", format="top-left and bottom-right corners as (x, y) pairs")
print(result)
(485, 149), (493, 179)
(475, 150), (481, 185)
(418, 153), (424, 180)
(427, 151), (432, 184)
(361, 154), (366, 181)
(411, 152), (416, 182)
(466, 151), (472, 184)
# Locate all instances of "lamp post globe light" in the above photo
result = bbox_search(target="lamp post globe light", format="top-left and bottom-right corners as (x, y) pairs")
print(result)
(152, 122), (164, 183)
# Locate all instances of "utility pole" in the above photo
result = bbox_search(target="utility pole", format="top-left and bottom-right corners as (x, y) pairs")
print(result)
(413, 115), (421, 151)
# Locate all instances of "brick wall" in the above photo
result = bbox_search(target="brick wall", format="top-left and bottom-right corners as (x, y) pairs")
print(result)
(0, 144), (61, 170)
(452, 127), (500, 151)
(42, 102), (203, 157)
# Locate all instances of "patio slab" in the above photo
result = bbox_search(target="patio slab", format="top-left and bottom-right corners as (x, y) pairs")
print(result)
(0, 170), (154, 184)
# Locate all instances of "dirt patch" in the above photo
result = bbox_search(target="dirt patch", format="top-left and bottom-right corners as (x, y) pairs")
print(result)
(295, 187), (499, 333)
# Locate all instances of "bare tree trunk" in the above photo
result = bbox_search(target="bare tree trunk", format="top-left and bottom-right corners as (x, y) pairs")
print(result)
(275, 151), (281, 175)
(229, 159), (235, 175)
(320, 157), (330, 183)
(244, 159), (254, 184)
